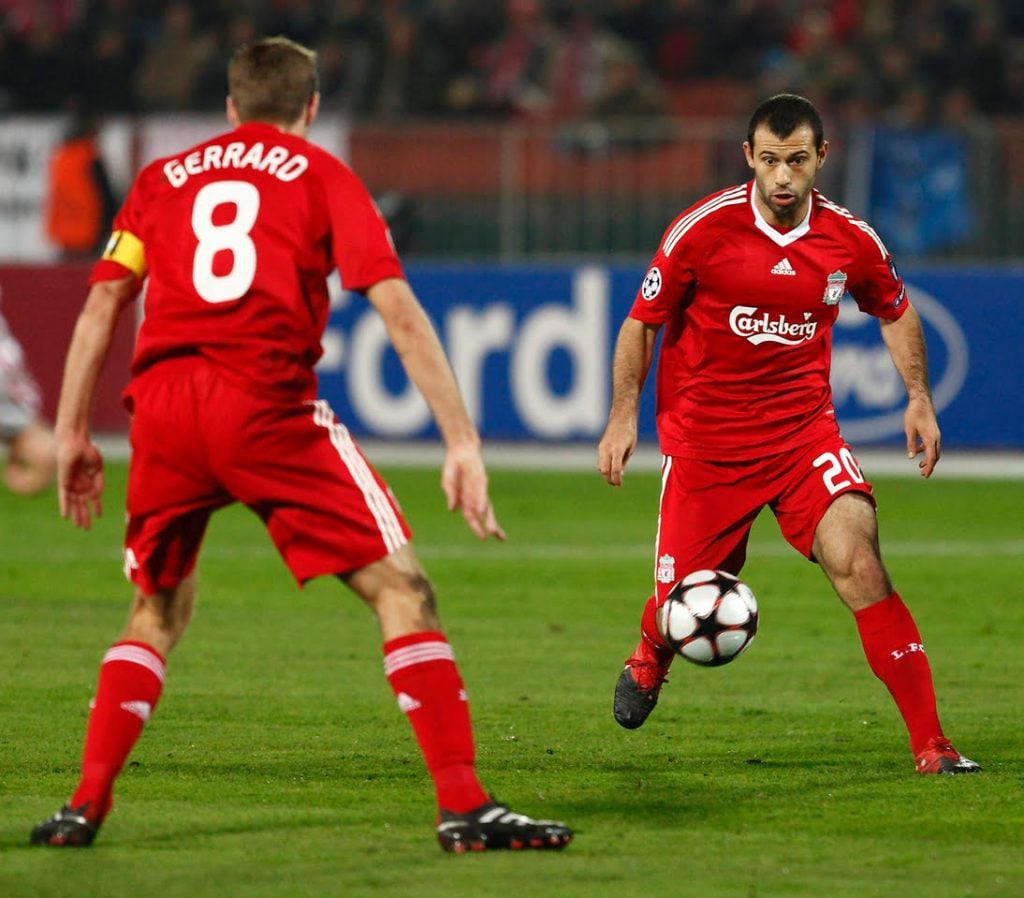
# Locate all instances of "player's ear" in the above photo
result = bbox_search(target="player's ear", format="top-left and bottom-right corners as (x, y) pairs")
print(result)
(306, 92), (320, 127)
(226, 96), (240, 128)
(742, 140), (755, 170)
(817, 138), (829, 168)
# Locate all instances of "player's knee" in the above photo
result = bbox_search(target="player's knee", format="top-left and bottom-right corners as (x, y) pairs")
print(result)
(341, 550), (441, 632)
(397, 572), (440, 627)
(405, 571), (437, 612)
(124, 581), (195, 650)
(376, 574), (440, 632)
(828, 542), (891, 606)
(851, 557), (891, 599)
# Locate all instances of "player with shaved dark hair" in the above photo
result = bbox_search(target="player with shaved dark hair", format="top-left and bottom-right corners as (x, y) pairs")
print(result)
(600, 94), (979, 777)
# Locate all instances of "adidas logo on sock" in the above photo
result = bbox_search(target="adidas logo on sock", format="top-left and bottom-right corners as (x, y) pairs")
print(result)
(396, 692), (422, 713)
(120, 700), (152, 722)
(771, 257), (796, 275)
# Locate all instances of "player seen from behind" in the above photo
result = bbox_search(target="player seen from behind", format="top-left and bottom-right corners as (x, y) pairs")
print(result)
(31, 36), (572, 853)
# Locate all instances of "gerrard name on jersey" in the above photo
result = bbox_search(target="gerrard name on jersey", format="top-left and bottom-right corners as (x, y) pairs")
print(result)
(163, 141), (309, 188)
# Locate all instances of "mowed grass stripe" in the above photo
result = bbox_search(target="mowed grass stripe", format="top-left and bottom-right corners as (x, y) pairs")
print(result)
(2, 465), (1022, 898)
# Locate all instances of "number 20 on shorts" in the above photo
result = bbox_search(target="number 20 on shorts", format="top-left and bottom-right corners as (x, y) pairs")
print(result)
(813, 448), (865, 495)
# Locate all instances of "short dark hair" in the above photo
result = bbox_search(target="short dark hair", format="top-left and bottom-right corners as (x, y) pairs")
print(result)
(228, 36), (318, 125)
(746, 94), (825, 151)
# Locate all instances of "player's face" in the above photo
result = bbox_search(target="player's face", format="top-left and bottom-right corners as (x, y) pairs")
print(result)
(743, 123), (828, 228)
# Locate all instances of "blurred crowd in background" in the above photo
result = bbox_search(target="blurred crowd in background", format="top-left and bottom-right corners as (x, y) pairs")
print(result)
(2, 0), (1024, 126)
(4, 0), (1024, 263)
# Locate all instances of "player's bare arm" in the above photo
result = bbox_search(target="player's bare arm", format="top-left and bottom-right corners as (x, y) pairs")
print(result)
(598, 317), (659, 487)
(366, 277), (505, 541)
(54, 274), (137, 528)
(879, 301), (941, 478)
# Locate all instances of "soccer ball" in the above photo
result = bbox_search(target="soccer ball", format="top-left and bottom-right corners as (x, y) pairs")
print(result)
(656, 570), (759, 667)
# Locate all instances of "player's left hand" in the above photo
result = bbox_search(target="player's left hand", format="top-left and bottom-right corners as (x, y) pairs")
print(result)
(904, 396), (941, 478)
(441, 443), (506, 541)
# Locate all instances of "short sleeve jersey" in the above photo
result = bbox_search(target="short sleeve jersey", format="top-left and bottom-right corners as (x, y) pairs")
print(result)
(629, 181), (907, 460)
(92, 122), (404, 399)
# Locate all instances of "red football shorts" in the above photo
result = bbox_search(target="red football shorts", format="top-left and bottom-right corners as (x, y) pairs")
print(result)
(652, 434), (875, 602)
(122, 358), (411, 595)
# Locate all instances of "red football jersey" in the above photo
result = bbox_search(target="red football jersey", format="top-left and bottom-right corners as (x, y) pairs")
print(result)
(91, 121), (404, 399)
(629, 181), (908, 460)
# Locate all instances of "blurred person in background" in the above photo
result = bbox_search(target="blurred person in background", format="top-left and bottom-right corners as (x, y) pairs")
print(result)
(314, 1), (386, 117)
(547, 3), (667, 123)
(133, 1), (214, 110)
(0, 305), (56, 495)
(450, 0), (558, 118)
(44, 107), (118, 260)
(71, 0), (147, 114)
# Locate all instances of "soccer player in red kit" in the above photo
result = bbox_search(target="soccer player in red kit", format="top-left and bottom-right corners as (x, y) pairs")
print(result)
(31, 36), (572, 852)
(598, 94), (979, 776)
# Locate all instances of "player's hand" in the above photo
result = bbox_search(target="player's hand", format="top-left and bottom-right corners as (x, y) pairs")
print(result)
(904, 395), (941, 478)
(57, 436), (105, 529)
(441, 442), (506, 541)
(597, 416), (637, 487)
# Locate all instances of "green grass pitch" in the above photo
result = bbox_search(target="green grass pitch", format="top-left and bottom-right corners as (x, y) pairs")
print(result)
(2, 460), (1022, 898)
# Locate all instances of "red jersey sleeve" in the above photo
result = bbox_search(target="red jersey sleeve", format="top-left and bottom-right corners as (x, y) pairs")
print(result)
(628, 216), (699, 324)
(325, 164), (404, 293)
(846, 228), (908, 321)
(88, 173), (149, 288)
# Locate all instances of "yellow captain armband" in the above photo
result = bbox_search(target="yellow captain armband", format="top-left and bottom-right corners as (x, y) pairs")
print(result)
(101, 229), (147, 278)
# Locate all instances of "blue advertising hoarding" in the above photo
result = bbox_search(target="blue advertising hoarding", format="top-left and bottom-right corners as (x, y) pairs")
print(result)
(316, 264), (1022, 449)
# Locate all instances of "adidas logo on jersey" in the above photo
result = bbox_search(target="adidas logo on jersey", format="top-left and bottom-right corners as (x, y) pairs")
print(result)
(771, 258), (796, 276)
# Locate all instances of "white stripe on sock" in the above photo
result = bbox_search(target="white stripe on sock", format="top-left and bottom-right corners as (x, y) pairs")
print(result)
(384, 640), (455, 676)
(102, 644), (165, 682)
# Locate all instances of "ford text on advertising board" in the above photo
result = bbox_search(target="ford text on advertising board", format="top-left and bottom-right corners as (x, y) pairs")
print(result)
(317, 265), (1021, 449)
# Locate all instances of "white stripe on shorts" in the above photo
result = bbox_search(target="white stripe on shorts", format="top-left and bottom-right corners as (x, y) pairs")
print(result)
(384, 640), (455, 676)
(311, 399), (407, 553)
(102, 644), (166, 683)
(652, 454), (673, 579)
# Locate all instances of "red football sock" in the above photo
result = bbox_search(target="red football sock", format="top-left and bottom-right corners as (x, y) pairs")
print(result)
(383, 631), (488, 814)
(854, 592), (943, 755)
(640, 594), (672, 654)
(70, 641), (165, 819)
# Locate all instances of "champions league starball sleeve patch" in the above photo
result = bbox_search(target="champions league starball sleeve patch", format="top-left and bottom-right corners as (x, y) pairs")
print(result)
(641, 266), (662, 300)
